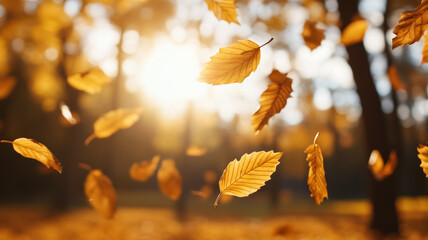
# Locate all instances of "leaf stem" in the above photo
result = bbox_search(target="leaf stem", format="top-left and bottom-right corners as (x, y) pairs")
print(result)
(313, 132), (320, 144)
(0, 140), (13, 144)
(84, 134), (96, 146)
(214, 192), (222, 208)
(259, 38), (274, 49)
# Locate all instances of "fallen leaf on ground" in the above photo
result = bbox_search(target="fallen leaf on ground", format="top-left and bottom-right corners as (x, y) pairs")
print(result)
(302, 20), (325, 50)
(157, 159), (182, 200)
(84, 169), (117, 219)
(129, 155), (160, 182)
(1, 138), (62, 173)
(205, 0), (239, 24)
(67, 67), (110, 94)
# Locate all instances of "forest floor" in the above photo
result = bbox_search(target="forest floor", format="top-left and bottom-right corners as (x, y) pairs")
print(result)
(1, 195), (428, 240)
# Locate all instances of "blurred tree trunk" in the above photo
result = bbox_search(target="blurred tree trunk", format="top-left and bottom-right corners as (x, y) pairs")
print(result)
(337, 0), (399, 234)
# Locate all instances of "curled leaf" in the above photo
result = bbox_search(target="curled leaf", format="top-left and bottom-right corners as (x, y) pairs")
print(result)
(368, 150), (398, 181)
(341, 18), (368, 46)
(157, 159), (182, 200)
(1, 138), (62, 173)
(418, 144), (428, 178)
(214, 150), (282, 207)
(252, 70), (293, 133)
(302, 20), (325, 50)
(198, 38), (273, 85)
(392, 0), (428, 49)
(67, 67), (111, 94)
(186, 145), (207, 157)
(205, 0), (239, 24)
(0, 76), (16, 100)
(84, 169), (117, 219)
(304, 132), (328, 205)
(129, 155), (160, 182)
(85, 107), (142, 145)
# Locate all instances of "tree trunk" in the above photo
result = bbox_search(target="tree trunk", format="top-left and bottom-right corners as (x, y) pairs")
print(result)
(337, 0), (399, 234)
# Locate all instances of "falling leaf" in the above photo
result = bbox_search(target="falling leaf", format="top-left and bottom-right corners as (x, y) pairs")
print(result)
(392, 0), (428, 49)
(67, 67), (111, 94)
(214, 150), (282, 207)
(59, 101), (79, 126)
(84, 169), (117, 219)
(341, 18), (368, 46)
(205, 0), (239, 24)
(1, 138), (62, 173)
(186, 145), (207, 156)
(252, 70), (293, 132)
(301, 20), (325, 50)
(0, 76), (16, 100)
(129, 155), (160, 182)
(422, 33), (428, 64)
(85, 107), (142, 145)
(157, 159), (182, 200)
(418, 144), (428, 178)
(198, 38), (273, 85)
(368, 150), (398, 181)
(304, 132), (328, 205)
(388, 65), (406, 91)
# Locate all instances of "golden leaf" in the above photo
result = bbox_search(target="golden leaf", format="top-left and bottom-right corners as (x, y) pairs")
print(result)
(392, 0), (428, 49)
(1, 138), (62, 173)
(85, 107), (142, 145)
(0, 76), (16, 100)
(198, 38), (273, 85)
(205, 0), (239, 24)
(84, 169), (117, 219)
(186, 145), (207, 157)
(129, 155), (160, 182)
(214, 150), (282, 207)
(304, 132), (328, 205)
(67, 67), (111, 94)
(252, 70), (293, 132)
(417, 144), (428, 178)
(368, 150), (398, 181)
(422, 33), (428, 64)
(157, 159), (182, 200)
(302, 20), (325, 50)
(341, 18), (368, 46)
(388, 65), (406, 91)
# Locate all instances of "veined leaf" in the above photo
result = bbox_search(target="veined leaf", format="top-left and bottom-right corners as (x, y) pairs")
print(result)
(205, 0), (239, 24)
(304, 133), (328, 205)
(1, 138), (62, 173)
(418, 144), (428, 178)
(302, 20), (325, 50)
(368, 150), (398, 181)
(392, 0), (428, 49)
(67, 67), (110, 94)
(186, 144), (207, 157)
(129, 155), (160, 182)
(85, 107), (142, 145)
(422, 33), (428, 64)
(157, 159), (182, 200)
(198, 38), (273, 85)
(341, 18), (368, 46)
(214, 151), (282, 207)
(84, 169), (117, 219)
(388, 65), (406, 91)
(252, 70), (293, 132)
(0, 76), (16, 100)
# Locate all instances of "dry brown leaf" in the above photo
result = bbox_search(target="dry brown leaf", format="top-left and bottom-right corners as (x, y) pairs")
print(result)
(388, 65), (406, 91)
(0, 76), (16, 100)
(186, 145), (207, 157)
(341, 18), (368, 46)
(392, 0), (428, 49)
(157, 159), (182, 200)
(368, 150), (398, 181)
(214, 150), (282, 207)
(129, 155), (160, 182)
(205, 0), (239, 24)
(67, 67), (111, 94)
(417, 144), (428, 178)
(85, 107), (142, 145)
(422, 33), (428, 64)
(302, 20), (325, 50)
(252, 70), (293, 133)
(198, 38), (273, 85)
(84, 169), (117, 219)
(304, 132), (328, 205)
(1, 138), (62, 173)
